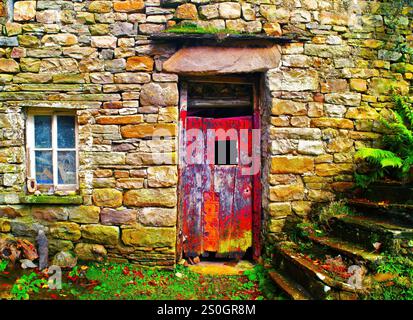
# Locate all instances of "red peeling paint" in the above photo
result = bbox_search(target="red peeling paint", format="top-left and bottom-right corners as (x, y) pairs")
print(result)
(182, 116), (255, 258)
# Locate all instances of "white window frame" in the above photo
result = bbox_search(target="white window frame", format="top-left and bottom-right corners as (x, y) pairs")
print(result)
(26, 111), (79, 192)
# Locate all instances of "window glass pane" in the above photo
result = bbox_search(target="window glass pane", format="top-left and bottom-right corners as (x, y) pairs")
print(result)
(35, 151), (53, 184)
(57, 116), (75, 148)
(57, 151), (76, 185)
(215, 140), (238, 165)
(34, 116), (52, 148)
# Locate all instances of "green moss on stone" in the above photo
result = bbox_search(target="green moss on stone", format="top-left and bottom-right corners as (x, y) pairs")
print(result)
(164, 23), (244, 35)
(20, 195), (83, 205)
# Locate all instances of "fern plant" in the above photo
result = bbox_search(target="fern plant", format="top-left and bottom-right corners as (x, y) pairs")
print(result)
(355, 95), (413, 188)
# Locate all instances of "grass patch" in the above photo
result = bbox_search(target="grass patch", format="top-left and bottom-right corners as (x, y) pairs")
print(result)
(318, 200), (355, 225)
(0, 259), (8, 272)
(1, 261), (284, 300)
(73, 263), (264, 300)
(11, 272), (47, 300)
(164, 23), (245, 35)
(367, 254), (413, 300)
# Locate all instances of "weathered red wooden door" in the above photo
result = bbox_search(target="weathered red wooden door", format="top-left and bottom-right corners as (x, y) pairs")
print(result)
(182, 116), (253, 259)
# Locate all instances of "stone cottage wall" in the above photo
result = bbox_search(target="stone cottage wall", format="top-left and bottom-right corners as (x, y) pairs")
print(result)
(0, 0), (410, 266)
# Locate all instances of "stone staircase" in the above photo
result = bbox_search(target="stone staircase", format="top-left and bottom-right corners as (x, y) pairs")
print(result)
(268, 184), (413, 300)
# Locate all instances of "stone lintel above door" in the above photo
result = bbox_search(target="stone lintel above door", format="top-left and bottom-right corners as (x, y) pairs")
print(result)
(163, 45), (282, 75)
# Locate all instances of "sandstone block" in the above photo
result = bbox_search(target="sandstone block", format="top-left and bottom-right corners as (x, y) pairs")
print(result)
(126, 56), (154, 72)
(271, 156), (314, 174)
(199, 4), (219, 19)
(0, 59), (19, 73)
(345, 107), (379, 120)
(114, 72), (151, 84)
(272, 99), (306, 116)
(0, 218), (11, 232)
(32, 206), (68, 221)
(349, 79), (367, 92)
(123, 188), (177, 207)
(269, 202), (292, 217)
(89, 1), (112, 13)
(91, 36), (117, 49)
(297, 140), (324, 156)
(14, 1), (36, 21)
(116, 178), (145, 189)
(92, 189), (123, 208)
(291, 201), (312, 217)
(41, 34), (78, 46)
(81, 225), (119, 245)
(114, 0), (145, 12)
(75, 243), (107, 261)
(269, 184), (305, 201)
(120, 123), (177, 139)
(175, 3), (198, 19)
(268, 219), (286, 233)
(219, 2), (241, 19)
(263, 22), (282, 36)
(50, 222), (81, 241)
(311, 118), (354, 129)
(139, 83), (178, 107)
(268, 69), (318, 92)
(121, 225), (175, 247)
(315, 163), (353, 177)
(100, 208), (137, 225)
(137, 207), (176, 227)
(89, 152), (125, 165)
(147, 166), (178, 187)
(69, 206), (100, 224)
(324, 92), (361, 107)
(126, 152), (177, 165)
(96, 115), (143, 125)
(368, 77), (409, 96)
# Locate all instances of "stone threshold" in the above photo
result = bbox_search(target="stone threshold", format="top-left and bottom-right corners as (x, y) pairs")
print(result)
(188, 260), (255, 276)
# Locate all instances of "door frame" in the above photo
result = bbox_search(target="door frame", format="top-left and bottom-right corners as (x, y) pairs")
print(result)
(176, 75), (262, 261)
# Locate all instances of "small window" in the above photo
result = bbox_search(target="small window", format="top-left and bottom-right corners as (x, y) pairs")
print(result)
(27, 112), (78, 191)
(215, 140), (238, 165)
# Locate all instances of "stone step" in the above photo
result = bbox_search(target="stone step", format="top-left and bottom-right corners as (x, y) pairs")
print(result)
(268, 269), (313, 300)
(348, 199), (413, 226)
(273, 243), (361, 300)
(329, 214), (413, 253)
(306, 234), (382, 268)
(187, 260), (254, 276)
(354, 183), (413, 204)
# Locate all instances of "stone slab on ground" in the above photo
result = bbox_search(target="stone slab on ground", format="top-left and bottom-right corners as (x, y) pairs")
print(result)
(188, 260), (254, 276)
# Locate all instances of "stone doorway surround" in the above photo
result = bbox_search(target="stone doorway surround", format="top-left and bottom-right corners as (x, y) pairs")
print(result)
(160, 40), (282, 261)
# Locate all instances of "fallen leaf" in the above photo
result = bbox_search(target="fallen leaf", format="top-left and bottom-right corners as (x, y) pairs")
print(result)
(373, 273), (396, 282)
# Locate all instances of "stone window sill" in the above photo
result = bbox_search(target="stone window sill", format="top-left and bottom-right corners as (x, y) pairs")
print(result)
(20, 195), (83, 205)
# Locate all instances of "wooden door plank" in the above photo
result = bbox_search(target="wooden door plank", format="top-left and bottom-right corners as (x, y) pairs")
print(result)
(202, 190), (220, 252)
(177, 82), (188, 260)
(214, 165), (236, 256)
(201, 118), (218, 253)
(204, 117), (237, 256)
(230, 166), (253, 255)
(229, 117), (253, 256)
(252, 82), (262, 260)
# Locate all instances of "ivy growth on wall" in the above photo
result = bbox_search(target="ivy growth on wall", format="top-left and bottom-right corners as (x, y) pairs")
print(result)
(355, 0), (413, 188)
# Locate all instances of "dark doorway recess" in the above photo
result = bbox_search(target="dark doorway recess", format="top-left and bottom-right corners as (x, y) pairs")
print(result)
(187, 81), (254, 118)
